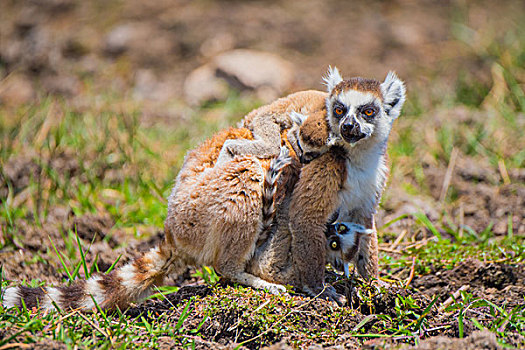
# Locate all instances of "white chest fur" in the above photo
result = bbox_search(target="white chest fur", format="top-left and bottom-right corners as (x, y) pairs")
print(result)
(336, 147), (388, 222)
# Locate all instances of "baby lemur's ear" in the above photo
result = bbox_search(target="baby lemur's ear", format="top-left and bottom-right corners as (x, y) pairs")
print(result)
(323, 66), (343, 92)
(381, 71), (406, 120)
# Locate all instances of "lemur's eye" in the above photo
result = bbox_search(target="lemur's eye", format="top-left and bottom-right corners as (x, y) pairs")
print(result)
(333, 106), (345, 117)
(330, 240), (339, 250)
(337, 224), (347, 234)
(363, 108), (375, 117)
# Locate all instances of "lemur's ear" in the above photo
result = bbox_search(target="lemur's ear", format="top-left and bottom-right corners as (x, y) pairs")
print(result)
(381, 71), (406, 120)
(322, 66), (343, 92)
(289, 111), (307, 126)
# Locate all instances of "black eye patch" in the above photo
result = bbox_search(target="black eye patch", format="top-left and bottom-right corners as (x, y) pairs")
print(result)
(358, 103), (378, 112)
(332, 102), (347, 118)
(358, 103), (379, 118)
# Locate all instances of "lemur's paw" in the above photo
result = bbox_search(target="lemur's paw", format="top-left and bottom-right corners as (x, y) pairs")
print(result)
(222, 139), (243, 157)
(307, 285), (347, 307)
(265, 283), (287, 295)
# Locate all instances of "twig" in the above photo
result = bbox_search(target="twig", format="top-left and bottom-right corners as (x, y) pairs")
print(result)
(378, 246), (403, 254)
(0, 344), (32, 350)
(78, 312), (113, 346)
(404, 257), (416, 289)
(423, 324), (452, 333)
(439, 285), (470, 313)
(498, 159), (511, 185)
(439, 147), (459, 203)
(458, 202), (464, 238)
(42, 309), (80, 332)
(389, 230), (408, 251)
(403, 237), (438, 250)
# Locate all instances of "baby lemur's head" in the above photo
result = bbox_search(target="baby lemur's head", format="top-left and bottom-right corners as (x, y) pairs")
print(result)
(325, 222), (374, 277)
(323, 66), (406, 151)
(288, 109), (331, 163)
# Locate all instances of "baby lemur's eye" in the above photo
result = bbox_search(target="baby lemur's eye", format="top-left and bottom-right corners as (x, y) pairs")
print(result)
(363, 108), (376, 117)
(330, 240), (339, 250)
(337, 224), (347, 234)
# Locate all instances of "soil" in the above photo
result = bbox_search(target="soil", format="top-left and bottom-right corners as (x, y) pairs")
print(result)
(114, 258), (523, 349)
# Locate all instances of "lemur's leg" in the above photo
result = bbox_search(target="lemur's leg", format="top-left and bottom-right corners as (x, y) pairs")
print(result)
(288, 150), (346, 302)
(178, 153), (287, 294)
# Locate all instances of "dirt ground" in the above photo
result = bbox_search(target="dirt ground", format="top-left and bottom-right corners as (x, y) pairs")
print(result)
(1, 0), (524, 349)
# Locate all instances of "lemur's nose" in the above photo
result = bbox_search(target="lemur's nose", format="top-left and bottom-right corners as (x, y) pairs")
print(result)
(341, 121), (354, 135)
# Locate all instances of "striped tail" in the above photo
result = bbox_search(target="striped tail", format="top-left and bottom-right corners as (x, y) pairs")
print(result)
(259, 146), (292, 241)
(2, 244), (179, 312)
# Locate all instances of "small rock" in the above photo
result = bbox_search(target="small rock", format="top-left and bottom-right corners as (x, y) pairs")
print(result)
(200, 32), (235, 58)
(104, 23), (146, 55)
(183, 49), (295, 105)
(0, 74), (35, 106)
(214, 49), (294, 94)
(183, 63), (230, 106)
(103, 22), (172, 63)
(133, 69), (178, 102)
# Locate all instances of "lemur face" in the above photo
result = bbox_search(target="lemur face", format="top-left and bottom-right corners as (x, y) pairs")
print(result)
(325, 222), (374, 277)
(323, 67), (406, 149)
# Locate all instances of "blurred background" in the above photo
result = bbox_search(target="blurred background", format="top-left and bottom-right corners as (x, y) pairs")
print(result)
(1, 0), (523, 112)
(0, 2), (524, 347)
(0, 0), (523, 284)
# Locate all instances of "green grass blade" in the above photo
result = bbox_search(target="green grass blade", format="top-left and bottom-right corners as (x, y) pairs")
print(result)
(414, 212), (442, 240)
(105, 254), (122, 275)
(74, 226), (90, 279)
(49, 235), (73, 282)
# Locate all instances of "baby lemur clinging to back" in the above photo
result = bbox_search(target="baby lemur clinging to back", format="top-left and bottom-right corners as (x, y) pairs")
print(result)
(224, 67), (406, 288)
(216, 89), (335, 165)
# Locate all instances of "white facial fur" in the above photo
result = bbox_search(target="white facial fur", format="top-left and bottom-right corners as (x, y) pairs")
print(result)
(322, 67), (406, 152)
(331, 90), (379, 143)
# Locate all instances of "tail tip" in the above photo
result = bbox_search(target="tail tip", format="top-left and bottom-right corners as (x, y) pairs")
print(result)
(2, 287), (21, 309)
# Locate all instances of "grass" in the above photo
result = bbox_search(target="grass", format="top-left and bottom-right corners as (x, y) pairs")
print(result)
(1, 10), (525, 350)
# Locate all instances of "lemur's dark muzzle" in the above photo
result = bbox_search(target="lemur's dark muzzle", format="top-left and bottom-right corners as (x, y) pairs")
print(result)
(341, 119), (366, 144)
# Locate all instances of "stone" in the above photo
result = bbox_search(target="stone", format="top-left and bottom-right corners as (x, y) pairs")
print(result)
(183, 64), (229, 106)
(103, 22), (172, 63)
(183, 49), (295, 105)
(214, 49), (294, 94)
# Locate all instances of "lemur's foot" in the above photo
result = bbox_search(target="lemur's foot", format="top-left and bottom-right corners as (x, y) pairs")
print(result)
(264, 282), (287, 295)
(305, 285), (347, 307)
